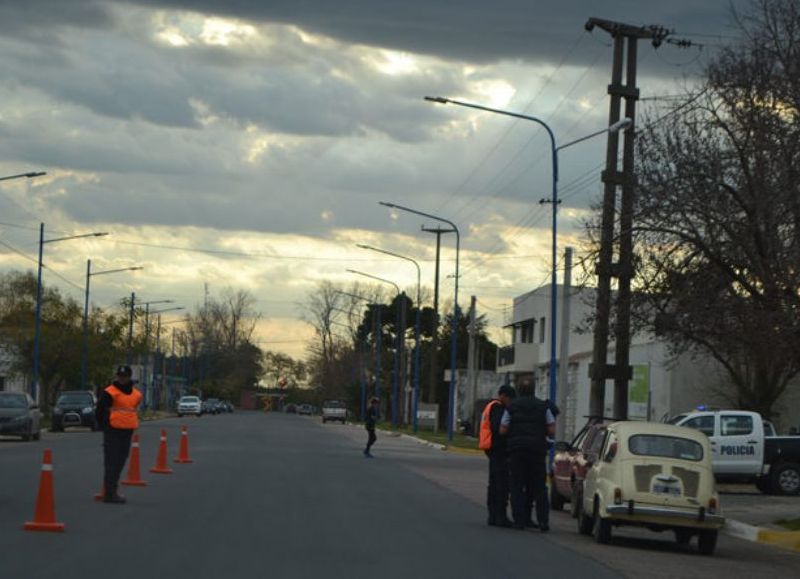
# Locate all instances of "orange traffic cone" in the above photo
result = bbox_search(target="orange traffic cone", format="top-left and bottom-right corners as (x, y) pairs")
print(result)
(122, 433), (148, 486)
(24, 449), (65, 533)
(149, 429), (173, 474)
(174, 425), (193, 464)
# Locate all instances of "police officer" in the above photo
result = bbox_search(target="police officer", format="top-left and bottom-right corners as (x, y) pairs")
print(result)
(479, 385), (516, 527)
(500, 379), (556, 531)
(95, 365), (142, 504)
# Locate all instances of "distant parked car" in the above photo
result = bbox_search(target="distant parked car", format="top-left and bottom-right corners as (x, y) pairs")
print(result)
(298, 404), (313, 416)
(284, 403), (297, 414)
(219, 400), (234, 413)
(0, 392), (42, 441)
(177, 396), (202, 417)
(204, 398), (223, 414)
(51, 390), (97, 432)
(322, 400), (347, 424)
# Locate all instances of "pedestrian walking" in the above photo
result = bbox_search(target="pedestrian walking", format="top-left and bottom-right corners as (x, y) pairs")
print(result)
(478, 385), (516, 527)
(500, 379), (556, 531)
(95, 365), (142, 504)
(363, 397), (379, 458)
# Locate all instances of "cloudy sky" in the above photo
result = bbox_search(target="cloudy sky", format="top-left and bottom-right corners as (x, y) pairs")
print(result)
(0, 0), (744, 358)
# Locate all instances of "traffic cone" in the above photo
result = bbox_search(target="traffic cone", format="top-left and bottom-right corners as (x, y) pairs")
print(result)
(24, 449), (65, 533)
(174, 425), (193, 464)
(121, 433), (148, 486)
(93, 483), (105, 502)
(149, 429), (173, 474)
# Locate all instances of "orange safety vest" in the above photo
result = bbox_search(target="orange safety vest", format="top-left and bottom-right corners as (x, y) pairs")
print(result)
(105, 385), (142, 430)
(479, 399), (502, 450)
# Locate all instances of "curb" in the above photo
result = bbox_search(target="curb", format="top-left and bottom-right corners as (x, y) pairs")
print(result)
(723, 518), (800, 552)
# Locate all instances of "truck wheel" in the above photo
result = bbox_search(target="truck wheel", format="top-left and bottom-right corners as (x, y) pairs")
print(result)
(772, 462), (800, 495)
(592, 499), (612, 544)
(698, 530), (718, 555)
(550, 482), (565, 511)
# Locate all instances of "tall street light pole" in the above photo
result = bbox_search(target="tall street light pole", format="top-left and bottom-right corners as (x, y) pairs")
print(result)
(336, 290), (380, 421)
(81, 261), (143, 390)
(347, 269), (405, 427)
(32, 225), (108, 402)
(148, 306), (184, 410)
(425, 96), (631, 423)
(379, 201), (461, 441)
(356, 244), (423, 432)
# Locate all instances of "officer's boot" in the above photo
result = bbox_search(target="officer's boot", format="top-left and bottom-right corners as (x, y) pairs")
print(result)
(495, 502), (513, 528)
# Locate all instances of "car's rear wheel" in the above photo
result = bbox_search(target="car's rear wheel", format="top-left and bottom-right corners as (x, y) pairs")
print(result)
(698, 529), (718, 555)
(674, 528), (693, 545)
(592, 499), (612, 544)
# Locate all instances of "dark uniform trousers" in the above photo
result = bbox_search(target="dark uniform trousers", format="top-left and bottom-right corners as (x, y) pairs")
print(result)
(103, 428), (133, 495)
(509, 450), (548, 526)
(486, 450), (510, 515)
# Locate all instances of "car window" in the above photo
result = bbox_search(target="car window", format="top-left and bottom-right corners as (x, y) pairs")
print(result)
(683, 415), (715, 436)
(57, 393), (93, 405)
(181, 396), (199, 403)
(324, 400), (345, 408)
(720, 415), (753, 436)
(0, 394), (27, 408)
(586, 428), (607, 455)
(763, 422), (776, 437)
(629, 435), (703, 461)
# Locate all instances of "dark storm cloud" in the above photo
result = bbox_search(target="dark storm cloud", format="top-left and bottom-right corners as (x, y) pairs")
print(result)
(126, 0), (740, 64)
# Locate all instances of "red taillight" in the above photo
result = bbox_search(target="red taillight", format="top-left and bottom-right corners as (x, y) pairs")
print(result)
(614, 488), (623, 505)
(708, 497), (718, 514)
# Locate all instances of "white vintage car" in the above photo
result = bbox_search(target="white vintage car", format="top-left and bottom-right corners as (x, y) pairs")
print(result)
(575, 421), (724, 555)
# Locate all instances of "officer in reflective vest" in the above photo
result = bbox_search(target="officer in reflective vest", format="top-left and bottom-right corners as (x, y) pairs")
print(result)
(95, 365), (142, 504)
(479, 385), (516, 527)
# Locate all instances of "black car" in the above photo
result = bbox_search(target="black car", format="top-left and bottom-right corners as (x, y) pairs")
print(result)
(51, 390), (98, 431)
(0, 392), (42, 441)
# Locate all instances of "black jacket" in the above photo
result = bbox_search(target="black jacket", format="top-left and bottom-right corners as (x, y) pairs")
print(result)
(365, 406), (379, 430)
(507, 396), (548, 454)
(487, 401), (508, 455)
(95, 381), (134, 431)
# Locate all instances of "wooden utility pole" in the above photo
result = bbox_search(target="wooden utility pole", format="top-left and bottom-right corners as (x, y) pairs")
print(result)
(556, 247), (572, 441)
(586, 18), (668, 420)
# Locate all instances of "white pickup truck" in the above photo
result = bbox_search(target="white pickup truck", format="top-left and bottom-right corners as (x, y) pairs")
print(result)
(321, 400), (347, 424)
(668, 410), (800, 495)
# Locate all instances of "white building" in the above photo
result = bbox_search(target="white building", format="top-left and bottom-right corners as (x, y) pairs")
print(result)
(0, 344), (28, 393)
(496, 284), (800, 440)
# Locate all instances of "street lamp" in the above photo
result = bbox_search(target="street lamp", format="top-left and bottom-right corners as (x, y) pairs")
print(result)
(425, 95), (631, 423)
(347, 269), (405, 427)
(334, 289), (378, 421)
(356, 243), (423, 432)
(81, 261), (143, 390)
(379, 201), (461, 441)
(150, 307), (184, 409)
(32, 224), (108, 402)
(0, 171), (46, 182)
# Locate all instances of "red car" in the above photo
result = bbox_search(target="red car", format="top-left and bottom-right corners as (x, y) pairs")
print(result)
(551, 418), (611, 513)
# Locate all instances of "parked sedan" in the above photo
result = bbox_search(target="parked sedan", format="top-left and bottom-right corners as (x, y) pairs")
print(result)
(0, 392), (42, 441)
(551, 418), (612, 512)
(575, 421), (724, 555)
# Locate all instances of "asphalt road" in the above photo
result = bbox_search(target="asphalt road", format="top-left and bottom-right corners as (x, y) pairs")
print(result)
(2, 412), (620, 579)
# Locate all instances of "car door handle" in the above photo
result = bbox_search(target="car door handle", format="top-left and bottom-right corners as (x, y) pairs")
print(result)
(747, 440), (758, 444)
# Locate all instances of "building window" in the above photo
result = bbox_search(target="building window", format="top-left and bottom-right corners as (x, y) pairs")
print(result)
(539, 317), (546, 343)
(520, 320), (535, 343)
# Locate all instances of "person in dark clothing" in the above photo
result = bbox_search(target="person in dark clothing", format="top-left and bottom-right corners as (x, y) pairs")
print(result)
(363, 397), (379, 457)
(500, 380), (556, 532)
(480, 385), (516, 527)
(95, 365), (142, 504)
